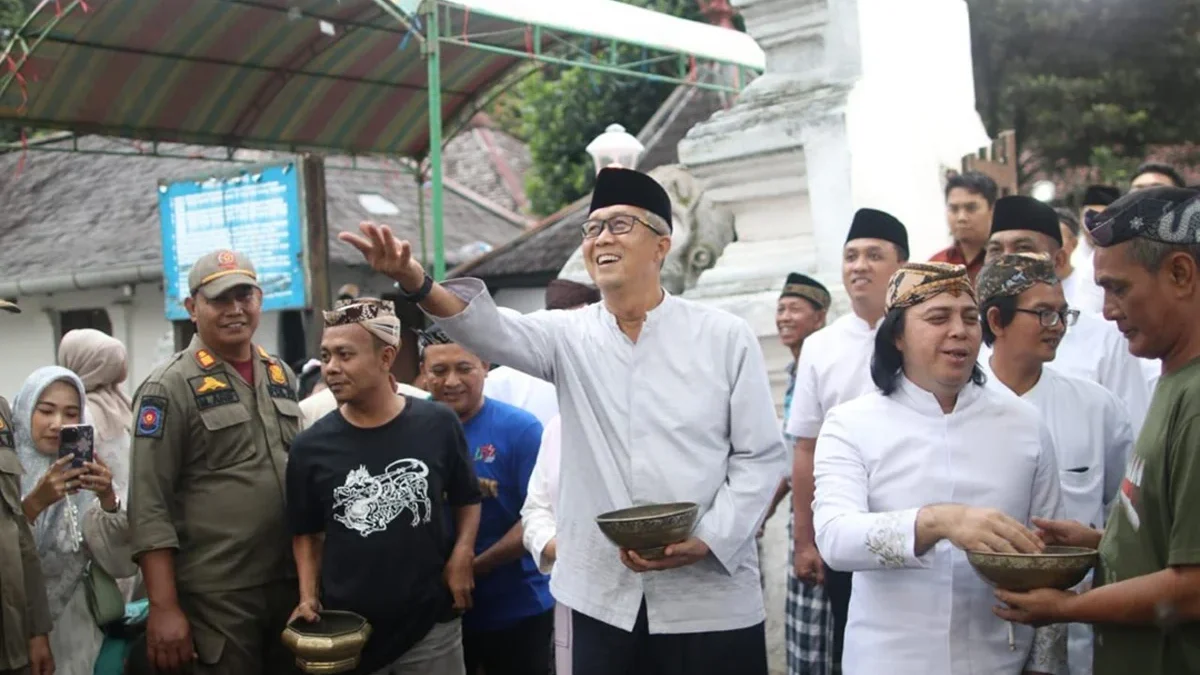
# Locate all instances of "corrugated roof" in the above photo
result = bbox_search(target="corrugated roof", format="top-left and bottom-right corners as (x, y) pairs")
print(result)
(0, 135), (526, 277)
(0, 0), (761, 158)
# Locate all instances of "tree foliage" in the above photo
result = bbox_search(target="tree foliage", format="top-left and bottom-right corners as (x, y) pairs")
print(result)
(968, 0), (1200, 186)
(490, 0), (708, 215)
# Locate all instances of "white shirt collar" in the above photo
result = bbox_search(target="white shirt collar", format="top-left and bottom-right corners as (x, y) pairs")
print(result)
(894, 374), (982, 416)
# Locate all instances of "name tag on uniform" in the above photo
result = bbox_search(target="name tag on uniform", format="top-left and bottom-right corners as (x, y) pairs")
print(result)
(266, 362), (297, 400)
(188, 374), (240, 411)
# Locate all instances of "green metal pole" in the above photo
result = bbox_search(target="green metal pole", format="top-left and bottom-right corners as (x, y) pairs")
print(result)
(425, 2), (446, 281)
(417, 169), (429, 268)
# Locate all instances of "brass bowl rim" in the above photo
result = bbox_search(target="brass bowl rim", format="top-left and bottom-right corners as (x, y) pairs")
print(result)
(965, 546), (1098, 560)
(284, 610), (370, 639)
(595, 502), (699, 524)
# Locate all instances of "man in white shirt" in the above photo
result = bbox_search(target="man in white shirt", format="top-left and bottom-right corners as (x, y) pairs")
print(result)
(812, 261), (1066, 675)
(783, 208), (908, 675)
(339, 167), (787, 675)
(983, 195), (1151, 432)
(976, 252), (1134, 675)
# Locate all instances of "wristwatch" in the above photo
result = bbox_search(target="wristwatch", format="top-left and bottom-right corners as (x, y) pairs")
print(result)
(102, 496), (121, 514)
(394, 273), (434, 303)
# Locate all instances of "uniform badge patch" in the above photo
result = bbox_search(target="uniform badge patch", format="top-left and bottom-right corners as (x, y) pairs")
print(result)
(268, 363), (287, 386)
(0, 415), (12, 448)
(216, 250), (237, 268)
(194, 349), (217, 370)
(135, 397), (167, 438)
(194, 376), (229, 394)
(257, 345), (271, 360)
(187, 373), (240, 411)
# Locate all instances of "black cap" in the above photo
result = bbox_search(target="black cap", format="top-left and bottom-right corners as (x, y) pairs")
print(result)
(990, 195), (1063, 246)
(1083, 185), (1121, 208)
(589, 168), (673, 232)
(846, 208), (909, 253)
(781, 273), (831, 310)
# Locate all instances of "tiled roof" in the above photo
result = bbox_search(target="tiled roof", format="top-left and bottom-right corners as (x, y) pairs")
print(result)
(0, 135), (529, 277)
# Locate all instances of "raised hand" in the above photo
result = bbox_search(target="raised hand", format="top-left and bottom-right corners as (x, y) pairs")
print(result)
(337, 222), (425, 290)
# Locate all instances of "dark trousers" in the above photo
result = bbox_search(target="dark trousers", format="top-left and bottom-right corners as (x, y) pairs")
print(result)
(823, 565), (852, 667)
(571, 603), (767, 675)
(464, 609), (554, 675)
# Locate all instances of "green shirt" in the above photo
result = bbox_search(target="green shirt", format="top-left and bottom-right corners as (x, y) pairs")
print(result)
(1094, 357), (1200, 674)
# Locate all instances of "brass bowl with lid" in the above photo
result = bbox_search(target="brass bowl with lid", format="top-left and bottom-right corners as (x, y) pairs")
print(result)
(966, 546), (1099, 592)
(281, 610), (372, 674)
(595, 502), (700, 560)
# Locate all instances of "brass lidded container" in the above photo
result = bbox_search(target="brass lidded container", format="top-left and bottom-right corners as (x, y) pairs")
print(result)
(281, 610), (372, 675)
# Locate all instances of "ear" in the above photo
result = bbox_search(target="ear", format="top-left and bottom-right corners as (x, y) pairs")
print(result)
(1167, 251), (1198, 296)
(380, 344), (398, 370)
(656, 232), (673, 263)
(816, 309), (828, 331)
(1054, 246), (1069, 271)
(184, 296), (198, 322)
(985, 305), (1004, 338)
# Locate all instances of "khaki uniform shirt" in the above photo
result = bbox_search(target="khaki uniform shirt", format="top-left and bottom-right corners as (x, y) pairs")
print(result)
(0, 397), (52, 670)
(128, 336), (301, 594)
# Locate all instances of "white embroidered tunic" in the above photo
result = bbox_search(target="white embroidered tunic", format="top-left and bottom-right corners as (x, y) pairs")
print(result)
(428, 279), (788, 633)
(813, 377), (1066, 675)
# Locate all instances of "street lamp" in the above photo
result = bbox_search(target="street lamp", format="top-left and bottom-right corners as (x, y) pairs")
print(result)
(586, 123), (644, 175)
(1031, 180), (1057, 203)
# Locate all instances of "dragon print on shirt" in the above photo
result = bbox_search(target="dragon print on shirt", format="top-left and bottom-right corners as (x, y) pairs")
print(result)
(333, 458), (433, 536)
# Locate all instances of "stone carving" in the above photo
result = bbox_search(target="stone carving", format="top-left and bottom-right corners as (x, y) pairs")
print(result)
(557, 165), (736, 295)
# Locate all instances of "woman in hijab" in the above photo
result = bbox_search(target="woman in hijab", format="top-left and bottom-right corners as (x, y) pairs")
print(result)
(58, 329), (132, 496)
(16, 366), (137, 675)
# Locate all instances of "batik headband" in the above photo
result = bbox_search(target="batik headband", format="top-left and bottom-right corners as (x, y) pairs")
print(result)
(885, 262), (976, 311)
(323, 298), (402, 346)
(976, 253), (1058, 304)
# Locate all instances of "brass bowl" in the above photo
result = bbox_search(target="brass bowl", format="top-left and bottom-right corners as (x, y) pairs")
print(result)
(281, 610), (372, 675)
(966, 546), (1098, 592)
(595, 502), (700, 560)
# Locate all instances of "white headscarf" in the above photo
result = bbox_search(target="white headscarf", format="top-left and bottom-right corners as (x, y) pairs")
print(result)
(14, 366), (93, 621)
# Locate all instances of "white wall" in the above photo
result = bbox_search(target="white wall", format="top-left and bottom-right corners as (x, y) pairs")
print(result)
(0, 284), (293, 401)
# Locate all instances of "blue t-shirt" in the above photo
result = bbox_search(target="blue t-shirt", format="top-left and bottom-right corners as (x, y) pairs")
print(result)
(461, 397), (553, 632)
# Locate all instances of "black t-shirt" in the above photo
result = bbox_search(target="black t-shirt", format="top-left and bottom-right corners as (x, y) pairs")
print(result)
(286, 397), (481, 673)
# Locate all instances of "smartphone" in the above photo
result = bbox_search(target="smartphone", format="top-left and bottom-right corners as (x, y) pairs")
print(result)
(58, 424), (95, 470)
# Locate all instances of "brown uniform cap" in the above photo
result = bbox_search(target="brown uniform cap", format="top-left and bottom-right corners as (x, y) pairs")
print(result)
(0, 298), (19, 313)
(187, 249), (259, 299)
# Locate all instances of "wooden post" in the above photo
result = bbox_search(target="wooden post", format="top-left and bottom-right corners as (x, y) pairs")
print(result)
(962, 130), (1019, 196)
(301, 155), (331, 358)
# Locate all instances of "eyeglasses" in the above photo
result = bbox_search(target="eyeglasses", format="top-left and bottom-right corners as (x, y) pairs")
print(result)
(1014, 307), (1079, 328)
(581, 215), (663, 239)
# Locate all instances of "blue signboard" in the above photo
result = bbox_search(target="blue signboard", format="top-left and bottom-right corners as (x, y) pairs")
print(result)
(158, 162), (308, 320)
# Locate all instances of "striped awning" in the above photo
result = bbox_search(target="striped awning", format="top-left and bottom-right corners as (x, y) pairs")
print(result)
(0, 0), (762, 158)
(0, 0), (523, 157)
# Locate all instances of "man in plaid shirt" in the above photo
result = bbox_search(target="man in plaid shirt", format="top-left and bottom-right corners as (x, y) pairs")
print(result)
(783, 210), (909, 675)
